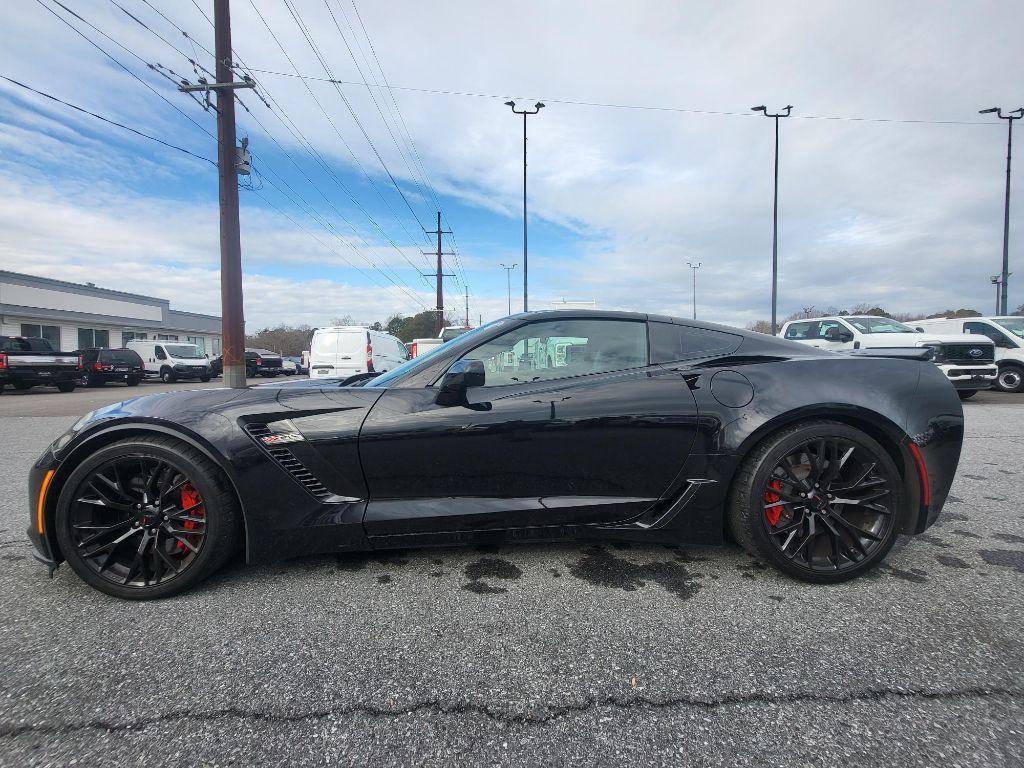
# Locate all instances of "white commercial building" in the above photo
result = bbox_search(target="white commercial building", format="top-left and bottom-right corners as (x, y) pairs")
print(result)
(0, 270), (222, 354)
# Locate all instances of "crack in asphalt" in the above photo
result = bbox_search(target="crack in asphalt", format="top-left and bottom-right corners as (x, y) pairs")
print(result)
(2, 686), (1020, 738)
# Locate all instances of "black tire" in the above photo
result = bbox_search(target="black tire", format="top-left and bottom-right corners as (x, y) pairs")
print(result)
(958, 390), (977, 400)
(127, 377), (140, 387)
(995, 365), (1024, 393)
(54, 435), (243, 599)
(200, 376), (211, 383)
(246, 367), (257, 379)
(727, 420), (904, 583)
(56, 382), (76, 393)
(160, 367), (177, 384)
(80, 373), (102, 388)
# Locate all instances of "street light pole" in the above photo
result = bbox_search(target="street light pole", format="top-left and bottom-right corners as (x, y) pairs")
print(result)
(686, 262), (701, 319)
(979, 107), (1023, 315)
(505, 101), (544, 312)
(752, 104), (793, 336)
(500, 262), (517, 315)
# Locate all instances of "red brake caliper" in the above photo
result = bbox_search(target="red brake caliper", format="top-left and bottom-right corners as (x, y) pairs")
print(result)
(764, 479), (783, 526)
(177, 483), (204, 551)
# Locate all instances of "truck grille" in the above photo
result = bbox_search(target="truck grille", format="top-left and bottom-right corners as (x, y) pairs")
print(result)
(243, 423), (331, 500)
(941, 343), (994, 363)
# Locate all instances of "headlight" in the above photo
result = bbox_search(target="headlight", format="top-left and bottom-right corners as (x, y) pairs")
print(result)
(921, 343), (944, 362)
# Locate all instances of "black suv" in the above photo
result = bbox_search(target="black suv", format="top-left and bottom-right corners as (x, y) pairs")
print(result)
(210, 348), (284, 378)
(76, 348), (145, 387)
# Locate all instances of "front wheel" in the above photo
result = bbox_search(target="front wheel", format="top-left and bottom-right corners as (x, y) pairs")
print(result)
(958, 390), (977, 400)
(728, 420), (903, 583)
(160, 367), (177, 384)
(996, 366), (1024, 393)
(56, 382), (76, 393)
(200, 376), (211, 383)
(54, 436), (243, 599)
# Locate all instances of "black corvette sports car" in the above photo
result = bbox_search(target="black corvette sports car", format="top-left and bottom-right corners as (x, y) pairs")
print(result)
(27, 311), (963, 598)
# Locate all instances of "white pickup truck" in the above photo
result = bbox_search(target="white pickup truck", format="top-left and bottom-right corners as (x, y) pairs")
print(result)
(911, 316), (1024, 393)
(779, 315), (997, 399)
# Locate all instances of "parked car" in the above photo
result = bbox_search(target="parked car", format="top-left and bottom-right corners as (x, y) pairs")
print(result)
(76, 348), (145, 387)
(282, 359), (297, 375)
(126, 341), (212, 383)
(309, 326), (407, 380)
(29, 310), (964, 598)
(210, 349), (285, 378)
(283, 355), (307, 375)
(912, 316), (1024, 393)
(0, 336), (80, 394)
(779, 315), (997, 399)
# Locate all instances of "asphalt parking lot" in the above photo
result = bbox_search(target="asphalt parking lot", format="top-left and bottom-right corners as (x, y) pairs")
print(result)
(0, 384), (1021, 766)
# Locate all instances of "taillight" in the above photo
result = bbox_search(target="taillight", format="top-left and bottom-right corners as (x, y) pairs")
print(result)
(409, 342), (418, 358)
(0, 353), (6, 370)
(76, 354), (83, 370)
(366, 341), (374, 372)
(93, 362), (103, 371)
(255, 356), (263, 365)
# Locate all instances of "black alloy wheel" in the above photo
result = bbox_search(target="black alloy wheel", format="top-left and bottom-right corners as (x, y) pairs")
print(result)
(55, 437), (242, 599)
(729, 421), (903, 582)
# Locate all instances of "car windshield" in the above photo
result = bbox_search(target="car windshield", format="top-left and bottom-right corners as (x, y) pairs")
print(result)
(844, 317), (915, 334)
(367, 319), (509, 388)
(164, 344), (205, 359)
(994, 317), (1024, 338)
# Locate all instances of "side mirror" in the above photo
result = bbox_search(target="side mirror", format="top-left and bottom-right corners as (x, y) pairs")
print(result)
(436, 359), (485, 406)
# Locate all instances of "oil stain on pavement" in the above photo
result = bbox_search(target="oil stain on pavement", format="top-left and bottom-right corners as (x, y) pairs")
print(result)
(462, 557), (523, 593)
(568, 545), (701, 600)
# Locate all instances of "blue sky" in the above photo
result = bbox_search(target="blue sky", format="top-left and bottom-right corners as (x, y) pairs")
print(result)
(1, 0), (1022, 330)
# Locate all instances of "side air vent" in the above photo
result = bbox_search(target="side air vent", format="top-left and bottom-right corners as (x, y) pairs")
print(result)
(243, 423), (332, 500)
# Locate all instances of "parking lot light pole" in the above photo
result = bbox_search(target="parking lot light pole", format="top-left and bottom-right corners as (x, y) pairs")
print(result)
(500, 262), (517, 315)
(506, 101), (544, 312)
(752, 104), (793, 336)
(686, 262), (701, 319)
(979, 107), (1023, 315)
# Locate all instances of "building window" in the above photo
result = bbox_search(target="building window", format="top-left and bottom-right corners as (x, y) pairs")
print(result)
(20, 324), (60, 346)
(187, 336), (206, 353)
(157, 334), (179, 341)
(123, 331), (148, 343)
(211, 338), (222, 356)
(78, 328), (110, 349)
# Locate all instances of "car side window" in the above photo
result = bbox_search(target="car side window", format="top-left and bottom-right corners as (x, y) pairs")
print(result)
(463, 319), (648, 387)
(155, 346), (167, 360)
(649, 322), (741, 363)
(784, 322), (815, 340)
(964, 322), (1011, 347)
(816, 320), (843, 340)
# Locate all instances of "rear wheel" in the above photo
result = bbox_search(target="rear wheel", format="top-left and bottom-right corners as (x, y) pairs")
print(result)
(958, 390), (977, 400)
(728, 421), (903, 583)
(54, 436), (242, 599)
(56, 382), (76, 393)
(80, 373), (101, 388)
(996, 366), (1024, 393)
(127, 377), (140, 386)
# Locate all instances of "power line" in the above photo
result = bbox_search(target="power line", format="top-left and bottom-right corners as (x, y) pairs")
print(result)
(0, 74), (215, 165)
(278, 0), (432, 237)
(239, 66), (1006, 127)
(34, 0), (216, 140)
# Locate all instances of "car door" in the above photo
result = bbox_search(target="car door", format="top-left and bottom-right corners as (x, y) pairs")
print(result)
(358, 317), (700, 538)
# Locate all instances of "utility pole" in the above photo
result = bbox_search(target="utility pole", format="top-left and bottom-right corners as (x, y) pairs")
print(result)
(752, 104), (793, 335)
(500, 263), (517, 315)
(178, 0), (254, 388)
(686, 262), (701, 320)
(505, 101), (544, 312)
(423, 211), (455, 335)
(979, 107), (1022, 315)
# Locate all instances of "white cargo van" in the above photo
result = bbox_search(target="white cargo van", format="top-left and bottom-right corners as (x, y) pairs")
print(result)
(308, 327), (407, 380)
(126, 340), (212, 383)
(913, 316), (1024, 393)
